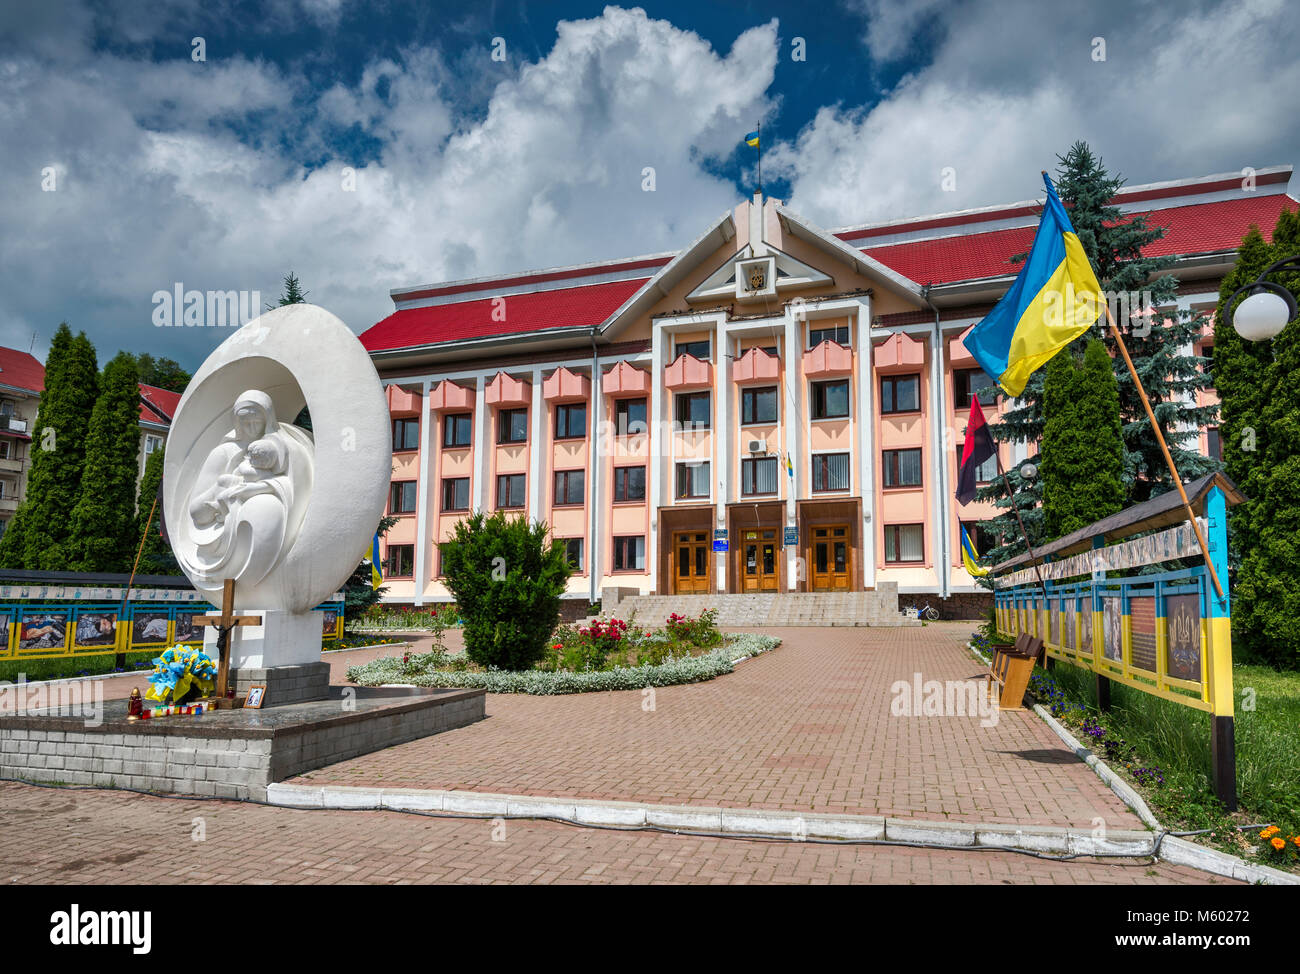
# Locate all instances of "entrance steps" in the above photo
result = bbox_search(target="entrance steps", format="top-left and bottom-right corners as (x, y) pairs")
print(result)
(598, 586), (920, 628)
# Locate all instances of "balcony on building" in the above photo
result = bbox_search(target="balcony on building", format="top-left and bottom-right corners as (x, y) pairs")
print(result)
(542, 366), (591, 403)
(603, 360), (651, 396)
(664, 352), (713, 390)
(428, 379), (474, 413)
(485, 371), (531, 408)
(802, 339), (853, 379)
(732, 347), (780, 385)
(874, 331), (926, 372)
(385, 383), (422, 415)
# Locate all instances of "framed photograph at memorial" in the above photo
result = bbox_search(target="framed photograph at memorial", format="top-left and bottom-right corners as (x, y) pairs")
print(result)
(173, 612), (206, 644)
(73, 609), (118, 649)
(244, 684), (267, 709)
(131, 609), (171, 647)
(18, 610), (68, 653)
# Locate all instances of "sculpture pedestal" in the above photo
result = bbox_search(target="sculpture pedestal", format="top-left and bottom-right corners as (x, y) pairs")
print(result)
(204, 609), (329, 707)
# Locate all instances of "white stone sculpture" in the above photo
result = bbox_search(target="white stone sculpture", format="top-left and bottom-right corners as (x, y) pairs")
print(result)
(163, 304), (391, 669)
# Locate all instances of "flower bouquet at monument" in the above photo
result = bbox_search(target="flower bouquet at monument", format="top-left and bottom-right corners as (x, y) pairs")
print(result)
(145, 644), (218, 705)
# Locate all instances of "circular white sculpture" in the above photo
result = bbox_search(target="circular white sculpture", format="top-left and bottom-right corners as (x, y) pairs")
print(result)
(164, 304), (392, 613)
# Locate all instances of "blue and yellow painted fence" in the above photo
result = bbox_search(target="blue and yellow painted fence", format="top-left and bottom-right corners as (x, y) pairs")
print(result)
(0, 591), (344, 660)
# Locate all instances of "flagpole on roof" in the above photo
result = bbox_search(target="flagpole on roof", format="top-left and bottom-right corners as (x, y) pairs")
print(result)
(757, 121), (762, 198)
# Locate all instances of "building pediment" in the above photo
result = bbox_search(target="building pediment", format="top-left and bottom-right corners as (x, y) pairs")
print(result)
(686, 244), (833, 305)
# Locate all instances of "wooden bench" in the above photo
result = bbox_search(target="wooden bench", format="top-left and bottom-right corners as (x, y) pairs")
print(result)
(987, 634), (1043, 710)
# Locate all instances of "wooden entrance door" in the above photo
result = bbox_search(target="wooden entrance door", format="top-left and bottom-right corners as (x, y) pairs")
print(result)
(810, 524), (851, 591)
(673, 531), (710, 594)
(740, 529), (779, 593)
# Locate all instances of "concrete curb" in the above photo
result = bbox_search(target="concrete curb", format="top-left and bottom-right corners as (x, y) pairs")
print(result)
(965, 641), (1299, 886)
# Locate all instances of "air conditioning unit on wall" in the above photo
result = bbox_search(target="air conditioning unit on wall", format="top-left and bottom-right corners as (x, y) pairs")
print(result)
(746, 438), (765, 454)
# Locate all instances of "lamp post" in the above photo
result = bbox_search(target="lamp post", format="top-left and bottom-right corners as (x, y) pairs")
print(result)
(1224, 255), (1300, 342)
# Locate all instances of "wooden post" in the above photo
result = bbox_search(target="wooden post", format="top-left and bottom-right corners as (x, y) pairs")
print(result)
(116, 490), (158, 669)
(193, 579), (262, 707)
(1102, 304), (1225, 603)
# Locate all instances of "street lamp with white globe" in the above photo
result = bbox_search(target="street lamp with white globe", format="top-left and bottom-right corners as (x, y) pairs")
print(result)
(1224, 255), (1300, 342)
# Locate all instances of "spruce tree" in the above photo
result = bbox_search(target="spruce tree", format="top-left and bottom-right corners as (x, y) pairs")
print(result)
(0, 325), (99, 570)
(66, 352), (145, 572)
(978, 142), (1219, 559)
(1040, 339), (1125, 540)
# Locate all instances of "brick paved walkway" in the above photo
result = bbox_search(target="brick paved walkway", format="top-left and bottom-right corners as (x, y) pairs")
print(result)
(292, 624), (1142, 830)
(0, 782), (1224, 885)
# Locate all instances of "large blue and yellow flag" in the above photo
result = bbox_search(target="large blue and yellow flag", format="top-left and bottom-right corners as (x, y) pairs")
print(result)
(960, 525), (989, 577)
(963, 173), (1103, 396)
(744, 129), (760, 148)
(370, 534), (383, 588)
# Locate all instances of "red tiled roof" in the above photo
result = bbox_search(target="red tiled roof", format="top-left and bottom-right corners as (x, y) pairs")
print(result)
(0, 347), (45, 394)
(863, 194), (1299, 286)
(139, 383), (181, 425)
(361, 278), (649, 352)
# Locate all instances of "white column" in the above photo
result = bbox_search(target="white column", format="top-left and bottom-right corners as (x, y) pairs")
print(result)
(649, 327), (665, 591)
(529, 368), (543, 517)
(714, 320), (729, 593)
(856, 300), (876, 590)
(932, 320), (951, 598)
(473, 375), (488, 511)
(413, 379), (433, 606)
(927, 323), (947, 597)
(784, 311), (800, 591)
(589, 354), (603, 603)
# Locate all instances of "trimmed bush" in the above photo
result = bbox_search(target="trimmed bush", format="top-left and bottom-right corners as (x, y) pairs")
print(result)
(439, 510), (573, 670)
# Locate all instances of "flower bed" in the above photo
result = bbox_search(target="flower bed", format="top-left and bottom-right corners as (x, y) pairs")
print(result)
(346, 632), (781, 695)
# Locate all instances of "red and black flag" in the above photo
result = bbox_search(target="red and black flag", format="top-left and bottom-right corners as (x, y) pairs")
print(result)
(956, 397), (997, 505)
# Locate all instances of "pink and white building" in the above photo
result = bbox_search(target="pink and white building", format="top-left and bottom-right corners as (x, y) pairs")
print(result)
(360, 166), (1298, 609)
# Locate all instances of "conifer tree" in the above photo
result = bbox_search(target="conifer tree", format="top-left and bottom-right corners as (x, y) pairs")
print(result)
(66, 352), (145, 572)
(978, 142), (1219, 560)
(132, 445), (179, 576)
(0, 325), (99, 570)
(1040, 339), (1125, 540)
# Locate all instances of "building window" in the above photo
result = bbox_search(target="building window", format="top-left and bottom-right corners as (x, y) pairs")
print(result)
(675, 338), (710, 361)
(389, 480), (417, 514)
(961, 521), (998, 560)
(1207, 427), (1222, 461)
(741, 386), (778, 425)
(881, 374), (920, 414)
(0, 441), (9, 460)
(811, 380), (850, 419)
(613, 536), (646, 571)
(953, 369), (998, 410)
(497, 408), (528, 444)
(674, 391), (711, 430)
(443, 413), (472, 448)
(384, 544), (414, 578)
(1202, 344), (1215, 380)
(882, 448), (923, 488)
(614, 398), (647, 436)
(393, 418), (420, 451)
(808, 323), (850, 348)
(741, 456), (778, 496)
(675, 461), (710, 499)
(812, 453), (850, 492)
(954, 443), (998, 484)
(613, 465), (646, 502)
(553, 469), (585, 506)
(496, 473), (526, 509)
(555, 403), (586, 440)
(144, 434), (163, 455)
(884, 524), (925, 563)
(441, 477), (470, 512)
(563, 538), (584, 571)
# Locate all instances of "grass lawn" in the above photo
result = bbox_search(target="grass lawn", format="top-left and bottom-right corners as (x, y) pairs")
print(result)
(1027, 654), (1300, 871)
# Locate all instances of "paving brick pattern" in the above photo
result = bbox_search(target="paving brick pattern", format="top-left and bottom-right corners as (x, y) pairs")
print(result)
(0, 782), (1224, 885)
(293, 624), (1142, 830)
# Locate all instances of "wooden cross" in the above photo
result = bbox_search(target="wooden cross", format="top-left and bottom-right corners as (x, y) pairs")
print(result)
(193, 578), (262, 706)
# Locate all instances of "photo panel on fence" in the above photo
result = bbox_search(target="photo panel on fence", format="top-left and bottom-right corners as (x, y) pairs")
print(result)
(72, 606), (119, 652)
(17, 608), (70, 656)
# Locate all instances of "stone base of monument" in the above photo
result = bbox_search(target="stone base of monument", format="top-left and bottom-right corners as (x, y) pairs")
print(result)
(0, 685), (485, 802)
(229, 661), (330, 707)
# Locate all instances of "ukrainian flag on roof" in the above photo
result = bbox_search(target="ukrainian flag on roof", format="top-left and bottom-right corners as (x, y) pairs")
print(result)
(962, 173), (1104, 396)
(744, 130), (760, 148)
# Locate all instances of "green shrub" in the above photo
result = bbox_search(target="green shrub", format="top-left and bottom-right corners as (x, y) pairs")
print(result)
(439, 510), (573, 670)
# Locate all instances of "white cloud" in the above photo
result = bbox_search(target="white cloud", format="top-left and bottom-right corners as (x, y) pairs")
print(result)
(0, 5), (778, 362)
(779, 0), (1300, 227)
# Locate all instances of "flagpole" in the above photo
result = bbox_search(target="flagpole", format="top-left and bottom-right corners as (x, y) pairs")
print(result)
(992, 446), (1052, 605)
(757, 121), (762, 197)
(1103, 304), (1226, 601)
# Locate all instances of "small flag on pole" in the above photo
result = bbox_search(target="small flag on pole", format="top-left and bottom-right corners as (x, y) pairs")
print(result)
(744, 129), (760, 148)
(960, 525), (989, 577)
(956, 397), (997, 505)
(370, 534), (383, 588)
(785, 453), (794, 478)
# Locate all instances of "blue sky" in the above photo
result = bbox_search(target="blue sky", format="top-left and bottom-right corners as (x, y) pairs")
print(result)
(1, 0), (1297, 370)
